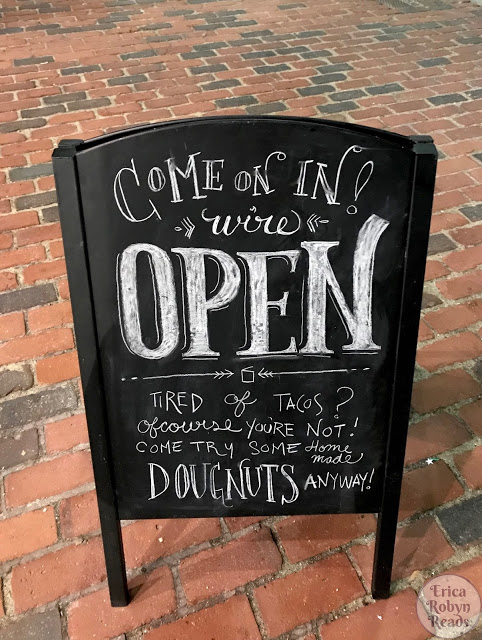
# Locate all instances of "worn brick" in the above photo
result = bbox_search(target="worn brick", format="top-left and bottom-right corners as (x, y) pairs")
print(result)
(0, 366), (33, 398)
(9, 162), (53, 182)
(459, 399), (482, 435)
(351, 517), (453, 584)
(0, 313), (26, 342)
(296, 29), (326, 37)
(424, 260), (449, 281)
(405, 413), (470, 465)
(145, 595), (257, 640)
(411, 368), (480, 413)
(0, 428), (38, 470)
(421, 292), (442, 309)
(298, 84), (334, 96)
(67, 98), (111, 111)
(215, 95), (257, 107)
(318, 101), (358, 114)
(276, 513), (375, 562)
(428, 93), (467, 106)
(0, 211), (38, 232)
(12, 536), (105, 612)
(181, 50), (218, 59)
(21, 105), (65, 119)
(120, 49), (156, 60)
(438, 495), (482, 545)
(0, 507), (57, 563)
(123, 517), (221, 569)
(317, 63), (353, 74)
(44, 413), (88, 453)
(190, 64), (228, 75)
(254, 63), (290, 74)
(321, 589), (425, 640)
(202, 78), (241, 90)
(0, 273), (18, 295)
(0, 246), (45, 271)
(418, 318), (433, 341)
(36, 350), (80, 384)
(301, 49), (332, 59)
(14, 56), (54, 66)
(417, 332), (481, 371)
(0, 609), (62, 640)
(107, 75), (148, 86)
(454, 446), (482, 490)
(246, 102), (288, 114)
(0, 327), (74, 366)
(242, 50), (276, 59)
(419, 57), (451, 68)
(444, 245), (482, 272)
(399, 461), (463, 520)
(460, 204), (482, 222)
(255, 553), (363, 637)
(437, 273), (482, 300)
(181, 527), (281, 604)
(0, 119), (47, 134)
(43, 91), (87, 105)
(5, 448), (93, 507)
(427, 233), (457, 255)
(330, 89), (366, 101)
(425, 300), (482, 334)
(60, 65), (101, 75)
(42, 205), (59, 222)
(28, 301), (72, 331)
(224, 516), (264, 532)
(0, 384), (77, 430)
(15, 191), (56, 211)
(59, 490), (100, 538)
(367, 82), (404, 95)
(450, 224), (482, 247)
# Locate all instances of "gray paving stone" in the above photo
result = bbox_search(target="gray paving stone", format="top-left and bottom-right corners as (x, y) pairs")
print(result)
(0, 385), (78, 430)
(0, 429), (39, 471)
(0, 609), (62, 640)
(0, 367), (33, 399)
(0, 284), (57, 314)
(438, 495), (482, 545)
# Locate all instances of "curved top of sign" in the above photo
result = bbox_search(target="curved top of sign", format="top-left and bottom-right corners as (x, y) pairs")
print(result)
(63, 115), (419, 153)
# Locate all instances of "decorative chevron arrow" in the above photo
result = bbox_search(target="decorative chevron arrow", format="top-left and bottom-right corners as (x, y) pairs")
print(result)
(258, 368), (275, 379)
(213, 369), (235, 379)
(257, 367), (370, 379)
(122, 370), (234, 382)
(175, 216), (195, 238)
(307, 214), (328, 233)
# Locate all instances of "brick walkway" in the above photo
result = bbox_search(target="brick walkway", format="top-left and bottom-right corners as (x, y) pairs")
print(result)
(0, 0), (481, 638)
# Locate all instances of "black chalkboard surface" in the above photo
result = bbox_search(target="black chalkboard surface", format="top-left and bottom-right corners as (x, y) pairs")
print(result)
(52, 116), (437, 606)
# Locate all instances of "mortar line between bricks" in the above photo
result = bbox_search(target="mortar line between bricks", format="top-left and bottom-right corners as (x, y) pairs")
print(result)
(345, 546), (370, 594)
(170, 563), (187, 610)
(267, 521), (290, 568)
(246, 587), (269, 640)
(440, 449), (473, 492)
(57, 603), (70, 640)
(218, 516), (230, 536)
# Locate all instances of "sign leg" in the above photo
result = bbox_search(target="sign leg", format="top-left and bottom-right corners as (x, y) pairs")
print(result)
(371, 507), (397, 599)
(99, 508), (130, 607)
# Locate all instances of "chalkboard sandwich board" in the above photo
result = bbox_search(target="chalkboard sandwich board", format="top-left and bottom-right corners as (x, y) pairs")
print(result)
(52, 116), (437, 607)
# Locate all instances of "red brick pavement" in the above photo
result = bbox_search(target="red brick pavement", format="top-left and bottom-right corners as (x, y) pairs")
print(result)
(0, 0), (481, 638)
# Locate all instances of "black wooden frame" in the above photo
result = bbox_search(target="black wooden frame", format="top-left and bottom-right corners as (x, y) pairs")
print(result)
(52, 117), (437, 607)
